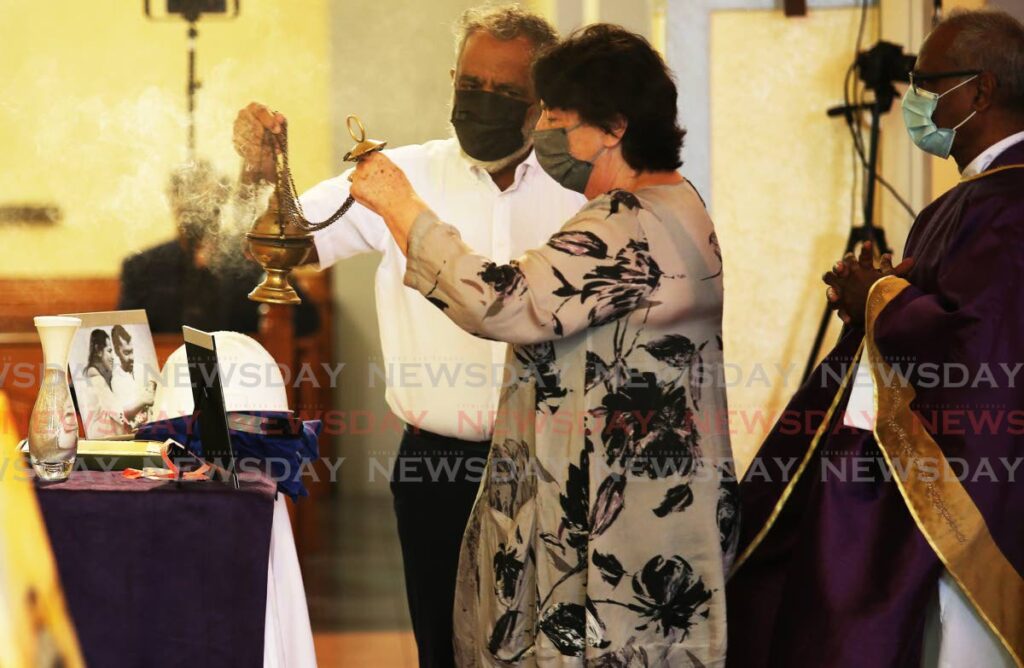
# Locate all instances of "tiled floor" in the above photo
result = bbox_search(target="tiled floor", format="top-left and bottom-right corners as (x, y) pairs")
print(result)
(301, 493), (415, 667)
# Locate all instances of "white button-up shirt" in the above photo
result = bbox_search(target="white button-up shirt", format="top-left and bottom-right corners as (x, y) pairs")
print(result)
(962, 130), (1024, 177)
(303, 138), (585, 440)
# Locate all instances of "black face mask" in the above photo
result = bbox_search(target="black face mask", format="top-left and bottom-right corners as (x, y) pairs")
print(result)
(451, 89), (531, 161)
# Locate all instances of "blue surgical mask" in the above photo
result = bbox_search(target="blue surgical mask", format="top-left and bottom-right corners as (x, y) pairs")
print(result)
(533, 123), (605, 194)
(901, 75), (978, 159)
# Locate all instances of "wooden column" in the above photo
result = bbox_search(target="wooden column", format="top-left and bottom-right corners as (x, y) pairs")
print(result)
(784, 0), (808, 17)
(257, 303), (295, 403)
(256, 303), (299, 533)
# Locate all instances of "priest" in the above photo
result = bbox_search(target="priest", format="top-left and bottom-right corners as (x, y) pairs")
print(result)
(727, 9), (1024, 667)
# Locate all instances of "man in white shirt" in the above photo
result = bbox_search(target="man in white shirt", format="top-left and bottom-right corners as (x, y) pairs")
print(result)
(233, 6), (584, 666)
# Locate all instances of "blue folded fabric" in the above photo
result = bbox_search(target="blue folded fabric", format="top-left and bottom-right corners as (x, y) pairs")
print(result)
(136, 412), (322, 500)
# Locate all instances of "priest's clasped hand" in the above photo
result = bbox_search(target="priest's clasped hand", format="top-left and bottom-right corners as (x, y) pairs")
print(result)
(350, 151), (430, 255)
(822, 241), (914, 326)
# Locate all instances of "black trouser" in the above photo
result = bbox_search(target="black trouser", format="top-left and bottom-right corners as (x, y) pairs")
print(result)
(391, 425), (490, 668)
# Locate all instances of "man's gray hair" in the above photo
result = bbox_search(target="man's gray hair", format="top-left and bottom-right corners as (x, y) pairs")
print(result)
(454, 3), (558, 57)
(943, 9), (1024, 113)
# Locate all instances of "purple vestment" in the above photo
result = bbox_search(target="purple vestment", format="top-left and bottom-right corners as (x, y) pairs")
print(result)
(726, 142), (1024, 668)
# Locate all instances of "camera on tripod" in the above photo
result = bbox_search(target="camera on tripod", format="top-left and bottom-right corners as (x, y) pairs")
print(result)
(807, 40), (918, 382)
(143, 0), (239, 156)
(856, 41), (917, 93)
(144, 0), (239, 23)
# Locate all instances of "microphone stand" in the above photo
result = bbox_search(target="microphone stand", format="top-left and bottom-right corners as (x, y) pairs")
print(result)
(186, 20), (201, 160)
(801, 82), (895, 383)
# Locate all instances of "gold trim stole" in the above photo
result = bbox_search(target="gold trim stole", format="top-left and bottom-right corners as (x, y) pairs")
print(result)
(960, 163), (1024, 183)
(866, 276), (1024, 667)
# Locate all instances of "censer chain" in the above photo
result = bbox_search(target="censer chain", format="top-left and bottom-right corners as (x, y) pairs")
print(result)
(269, 127), (355, 233)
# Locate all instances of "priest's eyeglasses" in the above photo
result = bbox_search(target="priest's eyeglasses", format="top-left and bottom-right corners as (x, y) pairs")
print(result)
(909, 69), (982, 94)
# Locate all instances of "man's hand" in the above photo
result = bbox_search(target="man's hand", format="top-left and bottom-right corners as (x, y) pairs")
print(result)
(233, 102), (286, 182)
(823, 241), (914, 326)
(142, 381), (157, 405)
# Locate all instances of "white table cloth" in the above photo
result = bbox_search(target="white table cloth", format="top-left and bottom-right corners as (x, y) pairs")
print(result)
(264, 496), (317, 667)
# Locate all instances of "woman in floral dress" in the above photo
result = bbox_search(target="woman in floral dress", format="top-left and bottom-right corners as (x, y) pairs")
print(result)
(352, 24), (737, 667)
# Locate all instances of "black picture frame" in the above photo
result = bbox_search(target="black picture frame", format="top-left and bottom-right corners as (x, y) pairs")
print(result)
(182, 327), (238, 488)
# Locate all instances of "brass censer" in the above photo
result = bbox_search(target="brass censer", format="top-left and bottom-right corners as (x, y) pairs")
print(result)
(246, 115), (385, 304)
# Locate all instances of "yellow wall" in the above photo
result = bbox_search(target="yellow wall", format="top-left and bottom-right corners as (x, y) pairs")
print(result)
(527, 0), (559, 23)
(0, 0), (331, 278)
(710, 7), (879, 468)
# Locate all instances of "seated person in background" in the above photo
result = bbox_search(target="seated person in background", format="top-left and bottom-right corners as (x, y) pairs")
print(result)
(118, 159), (319, 336)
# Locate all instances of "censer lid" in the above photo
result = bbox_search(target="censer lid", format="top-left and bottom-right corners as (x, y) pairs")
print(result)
(342, 115), (386, 162)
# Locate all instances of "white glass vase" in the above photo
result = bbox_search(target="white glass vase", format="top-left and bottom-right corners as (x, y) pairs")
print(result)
(28, 316), (81, 481)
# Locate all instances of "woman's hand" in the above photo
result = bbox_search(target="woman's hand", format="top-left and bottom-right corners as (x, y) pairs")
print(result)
(350, 151), (430, 255)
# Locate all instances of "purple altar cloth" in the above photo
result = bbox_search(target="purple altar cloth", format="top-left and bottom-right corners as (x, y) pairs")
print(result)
(35, 471), (276, 668)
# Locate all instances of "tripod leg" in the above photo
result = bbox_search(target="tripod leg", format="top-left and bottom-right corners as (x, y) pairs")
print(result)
(801, 226), (862, 384)
(799, 96), (894, 384)
(802, 302), (835, 384)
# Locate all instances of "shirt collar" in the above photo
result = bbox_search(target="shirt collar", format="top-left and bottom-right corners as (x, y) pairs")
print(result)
(460, 145), (538, 192)
(511, 150), (539, 189)
(961, 130), (1024, 178)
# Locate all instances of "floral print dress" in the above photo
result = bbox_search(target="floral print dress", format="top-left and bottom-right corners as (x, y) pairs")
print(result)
(402, 182), (737, 667)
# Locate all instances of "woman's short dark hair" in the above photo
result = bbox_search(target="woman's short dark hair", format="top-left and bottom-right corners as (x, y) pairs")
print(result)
(533, 24), (685, 172)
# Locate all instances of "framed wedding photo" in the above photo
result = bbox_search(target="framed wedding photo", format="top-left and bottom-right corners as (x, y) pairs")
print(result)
(64, 310), (159, 440)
